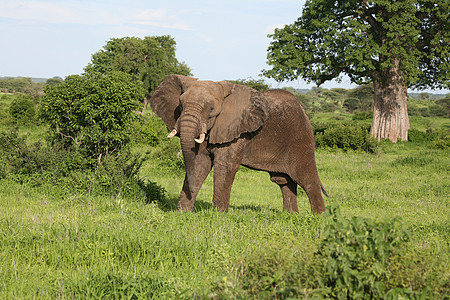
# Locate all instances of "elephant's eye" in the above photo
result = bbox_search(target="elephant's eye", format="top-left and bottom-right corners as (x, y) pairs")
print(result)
(209, 106), (214, 112)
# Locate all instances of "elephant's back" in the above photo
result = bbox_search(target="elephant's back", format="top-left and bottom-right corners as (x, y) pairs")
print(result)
(262, 89), (312, 135)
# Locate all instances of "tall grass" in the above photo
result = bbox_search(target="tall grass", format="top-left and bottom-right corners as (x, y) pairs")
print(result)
(1, 140), (448, 298)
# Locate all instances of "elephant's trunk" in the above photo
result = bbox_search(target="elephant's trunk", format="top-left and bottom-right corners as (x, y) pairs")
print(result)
(179, 105), (205, 195)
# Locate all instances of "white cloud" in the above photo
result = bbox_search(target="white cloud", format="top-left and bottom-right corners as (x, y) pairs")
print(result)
(130, 8), (192, 31)
(0, 1), (192, 31)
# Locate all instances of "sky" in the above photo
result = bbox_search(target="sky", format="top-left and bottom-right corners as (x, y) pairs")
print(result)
(0, 0), (447, 92)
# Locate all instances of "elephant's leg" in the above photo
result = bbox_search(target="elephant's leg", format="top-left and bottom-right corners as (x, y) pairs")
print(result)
(212, 161), (240, 212)
(270, 173), (299, 213)
(178, 152), (212, 212)
(303, 183), (326, 214)
(290, 173), (326, 214)
(211, 141), (246, 212)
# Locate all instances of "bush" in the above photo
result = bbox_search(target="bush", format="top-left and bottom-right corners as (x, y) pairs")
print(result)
(312, 205), (411, 299)
(408, 128), (449, 149)
(40, 72), (145, 164)
(131, 113), (168, 146)
(352, 111), (372, 120)
(212, 204), (445, 299)
(313, 121), (379, 153)
(0, 130), (166, 203)
(0, 130), (87, 182)
(151, 138), (185, 173)
(9, 94), (36, 125)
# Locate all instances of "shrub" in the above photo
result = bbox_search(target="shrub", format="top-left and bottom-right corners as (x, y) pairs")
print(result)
(312, 205), (411, 299)
(40, 72), (145, 165)
(407, 129), (430, 142)
(151, 138), (185, 173)
(212, 204), (442, 299)
(0, 129), (85, 182)
(313, 121), (379, 153)
(9, 94), (36, 125)
(0, 130), (166, 203)
(352, 111), (372, 120)
(408, 128), (449, 149)
(130, 113), (168, 146)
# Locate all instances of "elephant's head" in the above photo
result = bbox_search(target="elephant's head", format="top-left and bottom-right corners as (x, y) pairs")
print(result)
(150, 74), (269, 193)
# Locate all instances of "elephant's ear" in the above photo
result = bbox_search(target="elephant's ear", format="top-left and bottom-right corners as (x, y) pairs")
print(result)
(209, 82), (269, 144)
(149, 74), (197, 129)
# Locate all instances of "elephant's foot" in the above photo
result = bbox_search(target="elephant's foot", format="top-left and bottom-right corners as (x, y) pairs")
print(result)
(310, 202), (326, 214)
(212, 198), (230, 212)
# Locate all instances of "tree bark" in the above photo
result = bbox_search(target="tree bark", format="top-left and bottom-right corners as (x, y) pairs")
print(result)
(371, 61), (410, 142)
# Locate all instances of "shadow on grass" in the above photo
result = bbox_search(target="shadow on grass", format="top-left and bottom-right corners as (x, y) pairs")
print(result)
(230, 204), (280, 214)
(154, 196), (281, 214)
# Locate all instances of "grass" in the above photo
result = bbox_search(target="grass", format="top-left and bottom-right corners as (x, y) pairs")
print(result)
(1, 141), (448, 298)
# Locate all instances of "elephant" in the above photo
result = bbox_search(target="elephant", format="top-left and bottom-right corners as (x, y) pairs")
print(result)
(149, 74), (327, 214)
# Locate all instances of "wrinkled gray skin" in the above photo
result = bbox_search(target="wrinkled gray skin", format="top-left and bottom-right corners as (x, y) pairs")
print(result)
(150, 74), (327, 214)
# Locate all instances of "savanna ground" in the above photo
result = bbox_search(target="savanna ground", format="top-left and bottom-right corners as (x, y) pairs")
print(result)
(0, 92), (449, 299)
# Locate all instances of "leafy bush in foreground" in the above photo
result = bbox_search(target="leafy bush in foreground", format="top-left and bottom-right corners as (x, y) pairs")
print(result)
(212, 205), (446, 299)
(313, 205), (411, 299)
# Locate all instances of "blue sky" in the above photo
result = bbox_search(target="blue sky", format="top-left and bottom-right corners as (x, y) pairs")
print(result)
(0, 0), (447, 92)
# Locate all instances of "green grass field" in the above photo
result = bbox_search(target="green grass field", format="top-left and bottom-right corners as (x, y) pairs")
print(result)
(1, 141), (449, 298)
(0, 93), (449, 298)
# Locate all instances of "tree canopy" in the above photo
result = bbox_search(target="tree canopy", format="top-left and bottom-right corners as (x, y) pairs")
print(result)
(264, 0), (449, 142)
(84, 36), (192, 97)
(264, 0), (449, 89)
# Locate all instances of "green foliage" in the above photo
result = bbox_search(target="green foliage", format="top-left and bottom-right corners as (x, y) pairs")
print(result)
(84, 36), (192, 96)
(9, 94), (36, 125)
(408, 96), (449, 118)
(313, 121), (379, 153)
(40, 72), (145, 163)
(1, 138), (448, 298)
(0, 77), (33, 92)
(130, 113), (168, 147)
(0, 129), (88, 183)
(343, 97), (361, 113)
(150, 138), (185, 173)
(45, 76), (64, 86)
(352, 111), (373, 121)
(228, 77), (271, 92)
(211, 205), (446, 299)
(408, 128), (449, 149)
(313, 205), (411, 299)
(0, 129), (165, 203)
(264, 0), (449, 90)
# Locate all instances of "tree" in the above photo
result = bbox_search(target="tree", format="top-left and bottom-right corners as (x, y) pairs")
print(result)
(347, 84), (374, 112)
(40, 72), (145, 165)
(264, 0), (449, 142)
(228, 77), (271, 91)
(46, 77), (64, 86)
(84, 36), (192, 111)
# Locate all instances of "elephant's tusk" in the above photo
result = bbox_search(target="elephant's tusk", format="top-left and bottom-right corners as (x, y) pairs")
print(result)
(194, 133), (206, 144)
(167, 129), (177, 138)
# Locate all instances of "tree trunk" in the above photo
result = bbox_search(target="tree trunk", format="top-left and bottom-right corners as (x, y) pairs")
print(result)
(371, 62), (410, 142)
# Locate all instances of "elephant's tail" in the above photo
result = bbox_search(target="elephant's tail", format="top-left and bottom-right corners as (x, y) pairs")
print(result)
(320, 181), (329, 197)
